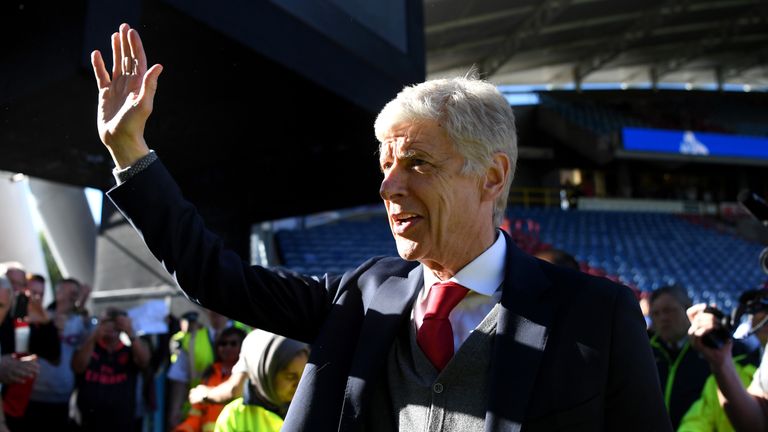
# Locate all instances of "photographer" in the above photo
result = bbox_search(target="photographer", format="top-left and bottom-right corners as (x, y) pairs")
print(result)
(72, 307), (150, 432)
(688, 292), (768, 432)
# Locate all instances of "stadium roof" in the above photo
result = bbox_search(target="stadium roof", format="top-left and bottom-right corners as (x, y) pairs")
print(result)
(425, 0), (768, 91)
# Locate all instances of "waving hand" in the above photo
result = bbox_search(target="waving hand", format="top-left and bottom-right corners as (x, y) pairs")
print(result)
(91, 23), (163, 169)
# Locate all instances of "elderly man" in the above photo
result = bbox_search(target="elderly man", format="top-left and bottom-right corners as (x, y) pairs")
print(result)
(90, 24), (669, 431)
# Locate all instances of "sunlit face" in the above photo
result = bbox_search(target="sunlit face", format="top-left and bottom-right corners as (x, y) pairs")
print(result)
(274, 352), (308, 405)
(379, 119), (495, 274)
(650, 293), (690, 344)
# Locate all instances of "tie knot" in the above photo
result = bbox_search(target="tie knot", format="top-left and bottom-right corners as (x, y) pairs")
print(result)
(424, 281), (469, 319)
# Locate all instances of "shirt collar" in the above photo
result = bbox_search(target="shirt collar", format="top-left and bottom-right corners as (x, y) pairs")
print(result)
(422, 231), (506, 296)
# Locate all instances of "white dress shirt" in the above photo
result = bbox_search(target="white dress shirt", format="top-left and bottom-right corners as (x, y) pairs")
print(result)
(413, 232), (506, 353)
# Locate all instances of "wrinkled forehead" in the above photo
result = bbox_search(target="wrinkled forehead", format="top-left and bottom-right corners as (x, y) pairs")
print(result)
(379, 136), (418, 162)
(378, 120), (447, 161)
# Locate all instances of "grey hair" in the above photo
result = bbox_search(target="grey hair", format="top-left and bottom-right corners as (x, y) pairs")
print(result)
(0, 261), (25, 276)
(374, 74), (517, 226)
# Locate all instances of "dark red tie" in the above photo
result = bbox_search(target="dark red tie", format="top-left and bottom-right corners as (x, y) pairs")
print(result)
(417, 281), (469, 371)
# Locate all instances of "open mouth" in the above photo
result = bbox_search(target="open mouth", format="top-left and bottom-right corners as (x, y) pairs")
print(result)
(392, 213), (422, 234)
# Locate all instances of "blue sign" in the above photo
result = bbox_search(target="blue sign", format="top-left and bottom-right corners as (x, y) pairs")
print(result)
(622, 127), (768, 160)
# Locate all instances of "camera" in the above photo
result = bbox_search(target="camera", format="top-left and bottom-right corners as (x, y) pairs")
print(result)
(701, 191), (768, 348)
(701, 290), (768, 349)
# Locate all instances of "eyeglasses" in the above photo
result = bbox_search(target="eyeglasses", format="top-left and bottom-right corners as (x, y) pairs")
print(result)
(217, 340), (240, 348)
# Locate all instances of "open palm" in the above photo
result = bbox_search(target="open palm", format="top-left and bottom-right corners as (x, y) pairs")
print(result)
(91, 23), (163, 168)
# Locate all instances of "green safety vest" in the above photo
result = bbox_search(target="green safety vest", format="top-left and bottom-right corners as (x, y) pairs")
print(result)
(678, 356), (757, 432)
(214, 398), (284, 432)
(171, 328), (215, 387)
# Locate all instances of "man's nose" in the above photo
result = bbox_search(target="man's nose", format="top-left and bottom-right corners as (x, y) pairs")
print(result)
(380, 165), (406, 200)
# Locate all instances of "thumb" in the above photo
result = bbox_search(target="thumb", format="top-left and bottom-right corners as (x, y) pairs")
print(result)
(137, 64), (163, 110)
(686, 303), (707, 322)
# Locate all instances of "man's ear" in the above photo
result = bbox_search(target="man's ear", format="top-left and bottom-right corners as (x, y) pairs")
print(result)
(481, 152), (510, 202)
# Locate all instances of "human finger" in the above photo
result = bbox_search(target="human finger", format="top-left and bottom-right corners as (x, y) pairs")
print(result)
(135, 64), (163, 111)
(111, 32), (122, 77)
(686, 303), (707, 322)
(9, 357), (38, 382)
(20, 354), (37, 362)
(189, 385), (207, 404)
(91, 50), (111, 90)
(128, 28), (147, 75)
(111, 31), (123, 76)
(120, 23), (132, 72)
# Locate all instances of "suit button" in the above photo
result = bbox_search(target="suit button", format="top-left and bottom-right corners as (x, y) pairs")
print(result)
(433, 383), (444, 394)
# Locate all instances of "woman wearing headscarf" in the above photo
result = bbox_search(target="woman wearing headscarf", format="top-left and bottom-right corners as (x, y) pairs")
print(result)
(214, 330), (309, 432)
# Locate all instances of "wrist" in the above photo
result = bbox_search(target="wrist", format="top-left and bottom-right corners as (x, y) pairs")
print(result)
(709, 353), (733, 373)
(108, 138), (150, 169)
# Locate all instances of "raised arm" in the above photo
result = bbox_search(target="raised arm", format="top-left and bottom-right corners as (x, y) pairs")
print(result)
(115, 314), (150, 369)
(687, 303), (767, 432)
(72, 323), (105, 374)
(189, 371), (247, 405)
(91, 23), (163, 169)
(94, 24), (337, 344)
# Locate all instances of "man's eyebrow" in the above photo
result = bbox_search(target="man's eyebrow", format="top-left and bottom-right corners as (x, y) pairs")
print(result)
(396, 148), (431, 160)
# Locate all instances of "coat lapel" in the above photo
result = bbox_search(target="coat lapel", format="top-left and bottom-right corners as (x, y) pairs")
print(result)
(486, 233), (554, 432)
(339, 264), (423, 429)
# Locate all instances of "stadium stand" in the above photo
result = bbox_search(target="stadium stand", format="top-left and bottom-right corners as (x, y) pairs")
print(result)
(275, 207), (767, 309)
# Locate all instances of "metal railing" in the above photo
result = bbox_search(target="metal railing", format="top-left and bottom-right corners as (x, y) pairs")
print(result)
(508, 187), (560, 208)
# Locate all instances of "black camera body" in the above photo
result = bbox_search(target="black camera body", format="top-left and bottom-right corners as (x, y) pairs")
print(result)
(701, 291), (768, 349)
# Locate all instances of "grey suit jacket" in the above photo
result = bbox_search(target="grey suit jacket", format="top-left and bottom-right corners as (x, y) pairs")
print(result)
(109, 160), (672, 431)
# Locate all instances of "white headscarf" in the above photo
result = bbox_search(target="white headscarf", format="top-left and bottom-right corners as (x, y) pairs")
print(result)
(240, 330), (309, 416)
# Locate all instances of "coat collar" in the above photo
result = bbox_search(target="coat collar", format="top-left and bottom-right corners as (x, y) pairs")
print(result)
(339, 264), (423, 429)
(485, 231), (554, 431)
(340, 232), (554, 431)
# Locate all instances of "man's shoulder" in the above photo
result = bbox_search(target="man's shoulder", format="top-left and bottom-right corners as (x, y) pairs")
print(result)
(536, 258), (635, 306)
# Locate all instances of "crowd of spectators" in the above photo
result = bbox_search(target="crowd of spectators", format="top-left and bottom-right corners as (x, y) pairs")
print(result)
(0, 261), (308, 432)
